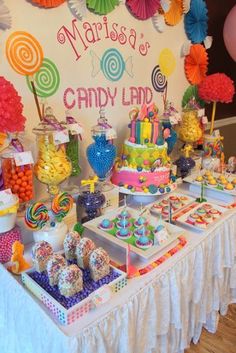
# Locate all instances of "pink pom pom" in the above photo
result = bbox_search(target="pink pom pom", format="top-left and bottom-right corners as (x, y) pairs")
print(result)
(129, 137), (135, 143)
(163, 128), (171, 139)
(143, 160), (150, 166)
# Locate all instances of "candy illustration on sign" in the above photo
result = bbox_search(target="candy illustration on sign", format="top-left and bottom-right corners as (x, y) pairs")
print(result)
(90, 48), (133, 82)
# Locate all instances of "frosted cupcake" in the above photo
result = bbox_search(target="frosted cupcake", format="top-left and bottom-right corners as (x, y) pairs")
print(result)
(196, 207), (207, 216)
(195, 218), (207, 229)
(99, 219), (114, 231)
(150, 204), (163, 215)
(134, 216), (147, 228)
(135, 235), (153, 249)
(202, 213), (213, 224)
(117, 209), (131, 220)
(116, 227), (132, 240)
(208, 209), (221, 218)
(134, 226), (150, 238)
(116, 218), (131, 229)
(187, 213), (199, 224)
(225, 183), (234, 190)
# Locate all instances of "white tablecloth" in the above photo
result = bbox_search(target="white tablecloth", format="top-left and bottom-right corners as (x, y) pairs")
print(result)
(0, 209), (236, 353)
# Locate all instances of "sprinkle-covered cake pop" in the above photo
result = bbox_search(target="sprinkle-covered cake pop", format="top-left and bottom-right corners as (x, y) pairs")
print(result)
(76, 237), (96, 269)
(89, 247), (110, 281)
(116, 227), (132, 240)
(47, 254), (66, 286)
(135, 235), (153, 249)
(134, 216), (147, 228)
(64, 231), (81, 260)
(58, 264), (83, 297)
(32, 241), (53, 273)
(99, 218), (114, 231)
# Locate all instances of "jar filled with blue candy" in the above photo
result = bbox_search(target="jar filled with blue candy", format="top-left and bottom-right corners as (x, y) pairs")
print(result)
(86, 109), (117, 190)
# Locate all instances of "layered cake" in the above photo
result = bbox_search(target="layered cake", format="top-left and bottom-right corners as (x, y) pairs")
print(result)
(112, 104), (173, 193)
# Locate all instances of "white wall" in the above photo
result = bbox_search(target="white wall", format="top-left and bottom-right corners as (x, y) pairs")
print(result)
(0, 0), (189, 196)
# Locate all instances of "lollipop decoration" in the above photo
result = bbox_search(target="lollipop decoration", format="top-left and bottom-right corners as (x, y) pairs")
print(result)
(51, 192), (74, 222)
(25, 203), (49, 230)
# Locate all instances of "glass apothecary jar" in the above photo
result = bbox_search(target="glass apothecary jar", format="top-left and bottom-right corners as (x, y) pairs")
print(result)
(33, 108), (72, 196)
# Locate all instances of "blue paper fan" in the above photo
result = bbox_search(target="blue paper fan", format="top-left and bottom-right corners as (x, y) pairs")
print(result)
(184, 0), (208, 44)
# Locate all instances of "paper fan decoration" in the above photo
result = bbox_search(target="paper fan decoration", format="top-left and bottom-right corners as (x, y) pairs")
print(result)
(30, 0), (65, 8)
(87, 0), (119, 15)
(182, 85), (205, 108)
(126, 0), (161, 20)
(184, 0), (208, 44)
(159, 48), (176, 77)
(0, 0), (11, 30)
(164, 0), (183, 26)
(152, 13), (167, 33)
(184, 44), (208, 84)
(68, 0), (87, 20)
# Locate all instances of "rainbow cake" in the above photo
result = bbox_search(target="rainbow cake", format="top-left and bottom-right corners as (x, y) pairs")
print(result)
(112, 104), (173, 193)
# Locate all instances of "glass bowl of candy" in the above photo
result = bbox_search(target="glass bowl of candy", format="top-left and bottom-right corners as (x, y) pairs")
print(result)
(33, 108), (72, 196)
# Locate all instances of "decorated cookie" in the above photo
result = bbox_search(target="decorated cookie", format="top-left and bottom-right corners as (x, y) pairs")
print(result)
(32, 241), (53, 273)
(89, 247), (110, 282)
(58, 264), (83, 297)
(76, 237), (96, 269)
(64, 231), (81, 260)
(47, 254), (66, 286)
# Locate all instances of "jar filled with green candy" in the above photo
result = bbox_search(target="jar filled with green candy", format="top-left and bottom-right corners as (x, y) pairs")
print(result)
(66, 116), (82, 177)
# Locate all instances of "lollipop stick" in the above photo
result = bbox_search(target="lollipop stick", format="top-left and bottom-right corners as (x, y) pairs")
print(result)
(30, 78), (42, 121)
(210, 101), (217, 135)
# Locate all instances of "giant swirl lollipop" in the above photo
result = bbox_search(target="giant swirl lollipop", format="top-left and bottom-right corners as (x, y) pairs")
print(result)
(51, 192), (73, 222)
(25, 203), (49, 230)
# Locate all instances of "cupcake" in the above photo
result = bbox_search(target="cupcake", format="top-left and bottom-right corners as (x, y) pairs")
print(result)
(151, 204), (163, 213)
(47, 254), (66, 286)
(76, 237), (96, 269)
(116, 227), (132, 240)
(134, 216), (147, 228)
(135, 235), (153, 249)
(162, 206), (169, 217)
(118, 209), (131, 220)
(134, 226), (150, 238)
(208, 209), (221, 217)
(195, 218), (207, 229)
(160, 199), (169, 206)
(187, 213), (199, 224)
(208, 178), (217, 186)
(169, 196), (179, 202)
(58, 264), (83, 297)
(202, 214), (213, 224)
(116, 218), (131, 229)
(196, 207), (207, 216)
(202, 203), (212, 211)
(64, 231), (81, 260)
(99, 219), (114, 231)
(89, 248), (110, 282)
(196, 175), (204, 182)
(32, 241), (53, 273)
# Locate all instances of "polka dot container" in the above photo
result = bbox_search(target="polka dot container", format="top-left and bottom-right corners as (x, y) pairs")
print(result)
(22, 264), (127, 325)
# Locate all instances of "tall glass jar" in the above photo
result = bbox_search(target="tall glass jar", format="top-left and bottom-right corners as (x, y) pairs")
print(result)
(1, 138), (34, 205)
(33, 108), (72, 196)
(86, 110), (116, 189)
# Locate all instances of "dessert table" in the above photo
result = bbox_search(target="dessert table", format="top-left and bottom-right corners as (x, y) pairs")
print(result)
(0, 194), (236, 353)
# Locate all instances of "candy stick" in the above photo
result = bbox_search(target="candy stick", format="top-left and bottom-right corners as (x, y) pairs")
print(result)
(210, 101), (217, 135)
(81, 176), (98, 193)
(29, 77), (42, 121)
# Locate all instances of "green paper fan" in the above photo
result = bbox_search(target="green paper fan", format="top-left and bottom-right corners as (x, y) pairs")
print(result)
(86, 0), (119, 15)
(182, 85), (205, 108)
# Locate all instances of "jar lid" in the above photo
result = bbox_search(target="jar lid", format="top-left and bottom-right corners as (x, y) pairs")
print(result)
(91, 108), (116, 139)
(33, 107), (67, 134)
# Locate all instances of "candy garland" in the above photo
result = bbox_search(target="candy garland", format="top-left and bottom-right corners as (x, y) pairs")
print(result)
(110, 236), (187, 277)
(25, 192), (73, 230)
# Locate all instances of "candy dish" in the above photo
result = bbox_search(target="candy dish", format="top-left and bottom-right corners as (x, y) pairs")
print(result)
(22, 261), (127, 325)
(175, 202), (228, 232)
(85, 206), (185, 259)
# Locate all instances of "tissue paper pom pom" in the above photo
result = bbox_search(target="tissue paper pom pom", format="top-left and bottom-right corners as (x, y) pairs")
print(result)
(0, 77), (26, 133)
(198, 73), (235, 103)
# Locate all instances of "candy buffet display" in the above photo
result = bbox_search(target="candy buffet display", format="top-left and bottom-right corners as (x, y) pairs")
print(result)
(84, 206), (185, 259)
(112, 103), (176, 195)
(77, 176), (105, 222)
(33, 107), (72, 196)
(184, 170), (236, 196)
(24, 192), (74, 251)
(86, 109), (117, 189)
(150, 193), (195, 219)
(175, 202), (228, 231)
(22, 237), (127, 325)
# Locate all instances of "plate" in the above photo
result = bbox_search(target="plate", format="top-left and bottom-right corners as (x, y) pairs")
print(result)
(174, 202), (228, 232)
(83, 206), (185, 259)
(149, 192), (195, 219)
(184, 170), (236, 196)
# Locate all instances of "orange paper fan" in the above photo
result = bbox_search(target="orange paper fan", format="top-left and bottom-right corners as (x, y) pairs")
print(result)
(30, 0), (65, 8)
(184, 44), (208, 85)
(164, 0), (183, 26)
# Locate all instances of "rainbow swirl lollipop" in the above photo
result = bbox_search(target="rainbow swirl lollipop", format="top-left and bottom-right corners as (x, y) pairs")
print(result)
(25, 202), (49, 230)
(51, 192), (73, 221)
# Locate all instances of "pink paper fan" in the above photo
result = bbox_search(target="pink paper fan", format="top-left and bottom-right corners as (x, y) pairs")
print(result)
(126, 0), (161, 20)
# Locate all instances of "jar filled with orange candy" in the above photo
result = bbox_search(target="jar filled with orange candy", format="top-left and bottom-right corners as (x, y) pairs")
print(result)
(1, 139), (34, 205)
